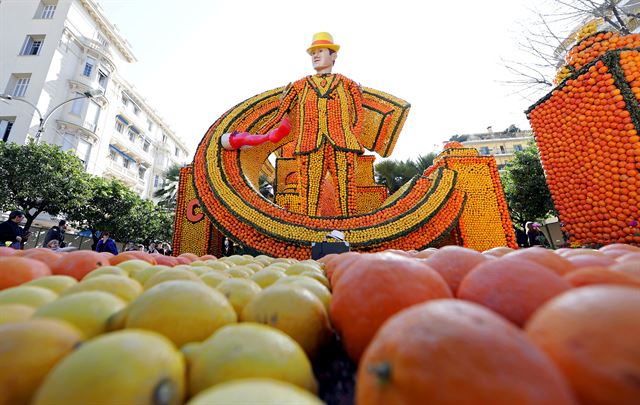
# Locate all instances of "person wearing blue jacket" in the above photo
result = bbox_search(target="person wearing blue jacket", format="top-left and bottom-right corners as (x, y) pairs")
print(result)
(95, 231), (118, 255)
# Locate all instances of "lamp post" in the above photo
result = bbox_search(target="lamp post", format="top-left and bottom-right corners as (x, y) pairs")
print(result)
(0, 89), (103, 143)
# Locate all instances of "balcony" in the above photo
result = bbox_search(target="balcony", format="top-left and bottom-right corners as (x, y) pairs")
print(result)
(110, 129), (153, 165)
(105, 159), (138, 186)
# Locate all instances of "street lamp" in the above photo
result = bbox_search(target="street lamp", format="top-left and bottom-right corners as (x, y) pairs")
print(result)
(0, 89), (103, 143)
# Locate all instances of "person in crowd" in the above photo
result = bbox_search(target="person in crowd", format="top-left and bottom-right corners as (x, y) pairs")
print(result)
(124, 241), (137, 252)
(514, 226), (529, 248)
(0, 210), (29, 249)
(147, 242), (159, 254)
(156, 242), (165, 255)
(43, 220), (68, 248)
(162, 242), (172, 256)
(96, 231), (118, 255)
(526, 221), (548, 247)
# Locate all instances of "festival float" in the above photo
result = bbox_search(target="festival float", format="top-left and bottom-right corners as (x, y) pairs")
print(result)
(172, 33), (516, 257)
(527, 31), (640, 247)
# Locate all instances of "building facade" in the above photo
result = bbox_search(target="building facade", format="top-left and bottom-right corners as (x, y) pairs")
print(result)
(456, 127), (533, 170)
(0, 0), (189, 200)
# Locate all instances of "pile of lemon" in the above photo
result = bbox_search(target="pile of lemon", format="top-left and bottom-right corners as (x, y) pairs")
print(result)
(0, 255), (332, 404)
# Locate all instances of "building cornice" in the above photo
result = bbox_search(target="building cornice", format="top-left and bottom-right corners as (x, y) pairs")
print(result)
(77, 0), (137, 63)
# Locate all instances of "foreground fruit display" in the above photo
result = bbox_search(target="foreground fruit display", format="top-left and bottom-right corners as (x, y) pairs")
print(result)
(0, 244), (639, 404)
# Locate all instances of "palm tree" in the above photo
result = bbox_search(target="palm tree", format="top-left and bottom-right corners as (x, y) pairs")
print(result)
(374, 153), (437, 194)
(154, 163), (185, 209)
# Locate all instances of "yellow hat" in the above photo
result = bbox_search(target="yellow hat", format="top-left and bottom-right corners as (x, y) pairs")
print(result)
(306, 32), (340, 54)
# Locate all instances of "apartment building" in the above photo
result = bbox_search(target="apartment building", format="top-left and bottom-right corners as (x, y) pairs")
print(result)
(0, 0), (190, 199)
(455, 127), (533, 170)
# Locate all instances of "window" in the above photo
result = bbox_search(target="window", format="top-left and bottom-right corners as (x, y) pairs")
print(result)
(143, 140), (150, 152)
(109, 149), (117, 160)
(8, 74), (31, 97)
(21, 35), (45, 56)
(138, 167), (146, 179)
(70, 92), (84, 115)
(133, 105), (141, 116)
(154, 175), (160, 188)
(61, 133), (75, 151)
(98, 70), (108, 89)
(147, 119), (153, 131)
(76, 139), (91, 166)
(499, 145), (505, 154)
(174, 146), (180, 157)
(83, 57), (95, 77)
(514, 144), (523, 152)
(96, 33), (108, 48)
(85, 100), (101, 131)
(121, 93), (129, 106)
(479, 146), (490, 155)
(0, 118), (15, 142)
(161, 133), (167, 143)
(128, 129), (137, 142)
(123, 159), (131, 169)
(35, 1), (57, 19)
(115, 120), (124, 133)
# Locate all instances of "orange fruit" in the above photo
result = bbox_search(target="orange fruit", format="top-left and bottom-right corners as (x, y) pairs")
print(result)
(357, 300), (576, 404)
(0, 257), (51, 290)
(525, 286), (640, 404)
(482, 246), (514, 257)
(150, 254), (179, 267)
(566, 254), (616, 268)
(50, 251), (110, 280)
(564, 266), (640, 288)
(0, 247), (18, 257)
(504, 247), (576, 276)
(21, 248), (62, 267)
(423, 246), (488, 295)
(330, 252), (452, 362)
(108, 251), (157, 266)
(457, 257), (572, 327)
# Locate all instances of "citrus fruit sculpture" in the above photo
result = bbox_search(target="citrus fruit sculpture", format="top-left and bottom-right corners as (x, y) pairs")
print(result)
(528, 31), (640, 247)
(171, 87), (515, 258)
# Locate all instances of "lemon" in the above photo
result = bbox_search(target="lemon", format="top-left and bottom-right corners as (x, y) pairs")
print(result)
(245, 262), (264, 272)
(116, 259), (152, 273)
(223, 255), (254, 266)
(205, 261), (229, 271)
(0, 286), (57, 308)
(300, 270), (331, 289)
(274, 276), (331, 313)
(131, 265), (171, 285)
(32, 330), (185, 405)
(34, 291), (126, 338)
(0, 319), (83, 405)
(187, 266), (211, 276)
(225, 265), (254, 278)
(0, 303), (36, 325)
(242, 285), (331, 357)
(24, 275), (77, 294)
(200, 271), (231, 288)
(189, 378), (324, 405)
(125, 280), (237, 346)
(284, 262), (320, 276)
(189, 260), (210, 267)
(62, 275), (142, 303)
(83, 266), (129, 279)
(216, 278), (262, 316)
(144, 268), (203, 290)
(251, 267), (287, 288)
(263, 263), (290, 272)
(189, 323), (316, 396)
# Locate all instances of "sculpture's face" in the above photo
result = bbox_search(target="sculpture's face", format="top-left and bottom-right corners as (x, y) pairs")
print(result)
(310, 47), (336, 73)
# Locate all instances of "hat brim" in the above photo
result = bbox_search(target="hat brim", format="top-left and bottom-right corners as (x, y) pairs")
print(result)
(306, 44), (340, 54)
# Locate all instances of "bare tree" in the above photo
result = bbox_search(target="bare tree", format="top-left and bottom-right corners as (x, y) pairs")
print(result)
(503, 0), (640, 100)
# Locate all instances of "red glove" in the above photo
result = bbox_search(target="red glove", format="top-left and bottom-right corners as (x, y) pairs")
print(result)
(221, 117), (292, 150)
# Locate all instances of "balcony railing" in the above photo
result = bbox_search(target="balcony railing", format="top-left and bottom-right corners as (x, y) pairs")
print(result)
(106, 160), (138, 185)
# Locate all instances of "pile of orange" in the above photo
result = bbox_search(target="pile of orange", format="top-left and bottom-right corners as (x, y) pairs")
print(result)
(528, 34), (640, 246)
(324, 244), (640, 404)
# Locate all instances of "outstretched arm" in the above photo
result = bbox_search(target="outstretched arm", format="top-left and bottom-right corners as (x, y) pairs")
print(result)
(221, 117), (292, 150)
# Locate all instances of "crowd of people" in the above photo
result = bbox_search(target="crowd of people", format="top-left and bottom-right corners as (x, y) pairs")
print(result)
(0, 212), (171, 256)
(514, 221), (550, 248)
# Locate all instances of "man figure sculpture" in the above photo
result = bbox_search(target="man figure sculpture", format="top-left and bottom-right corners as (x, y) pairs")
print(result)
(222, 32), (363, 217)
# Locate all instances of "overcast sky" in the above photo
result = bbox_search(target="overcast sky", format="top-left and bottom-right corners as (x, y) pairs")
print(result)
(98, 0), (547, 161)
